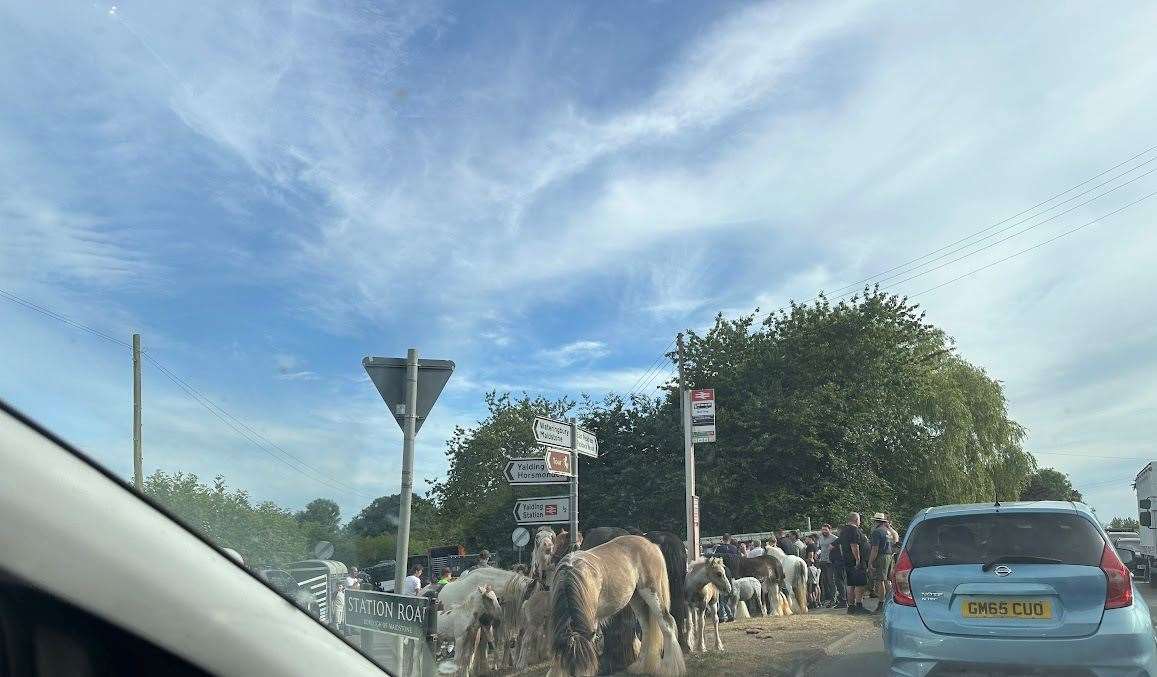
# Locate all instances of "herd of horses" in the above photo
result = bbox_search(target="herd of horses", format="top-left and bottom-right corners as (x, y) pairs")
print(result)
(430, 525), (815, 676)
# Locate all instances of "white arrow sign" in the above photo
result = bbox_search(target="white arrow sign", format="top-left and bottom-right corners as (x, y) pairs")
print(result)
(574, 427), (598, 458)
(533, 416), (572, 449)
(504, 457), (570, 485)
(513, 496), (570, 525)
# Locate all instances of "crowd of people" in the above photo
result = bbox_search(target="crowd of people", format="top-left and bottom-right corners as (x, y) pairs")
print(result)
(710, 510), (900, 617)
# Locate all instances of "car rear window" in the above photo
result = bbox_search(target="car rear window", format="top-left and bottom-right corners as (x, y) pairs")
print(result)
(906, 512), (1105, 567)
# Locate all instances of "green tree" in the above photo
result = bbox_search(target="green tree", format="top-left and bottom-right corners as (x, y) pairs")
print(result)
(144, 470), (307, 567)
(1108, 516), (1140, 531)
(1020, 468), (1082, 502)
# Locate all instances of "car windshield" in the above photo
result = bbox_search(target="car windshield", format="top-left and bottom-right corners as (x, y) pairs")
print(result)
(906, 513), (1106, 568)
(3, 2), (1154, 675)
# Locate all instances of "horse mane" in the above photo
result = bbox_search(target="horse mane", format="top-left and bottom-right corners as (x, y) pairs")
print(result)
(549, 557), (600, 676)
(645, 530), (688, 655)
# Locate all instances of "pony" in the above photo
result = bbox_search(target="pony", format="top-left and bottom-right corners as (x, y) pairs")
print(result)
(728, 577), (764, 618)
(718, 553), (785, 619)
(684, 557), (731, 653)
(438, 568), (533, 668)
(531, 526), (560, 581)
(436, 585), (502, 677)
(764, 546), (809, 614)
(548, 535), (685, 677)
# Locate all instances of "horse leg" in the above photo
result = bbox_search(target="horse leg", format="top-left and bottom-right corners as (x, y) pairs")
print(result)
(709, 599), (723, 651)
(638, 587), (687, 677)
(625, 594), (658, 674)
(795, 571), (810, 615)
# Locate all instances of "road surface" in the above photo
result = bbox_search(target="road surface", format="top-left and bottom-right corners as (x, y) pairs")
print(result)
(807, 585), (1157, 676)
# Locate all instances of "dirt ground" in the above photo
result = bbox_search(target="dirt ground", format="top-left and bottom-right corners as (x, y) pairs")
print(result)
(505, 607), (879, 677)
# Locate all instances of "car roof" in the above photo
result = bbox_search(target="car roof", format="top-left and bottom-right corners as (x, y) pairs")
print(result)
(915, 501), (1094, 519)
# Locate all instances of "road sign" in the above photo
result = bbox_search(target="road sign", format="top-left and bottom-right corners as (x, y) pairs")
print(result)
(343, 589), (435, 639)
(574, 427), (598, 457)
(313, 540), (334, 559)
(544, 448), (573, 477)
(363, 356), (455, 433)
(690, 388), (716, 444)
(513, 495), (570, 525)
(512, 527), (531, 547)
(504, 457), (569, 485)
(533, 416), (572, 449)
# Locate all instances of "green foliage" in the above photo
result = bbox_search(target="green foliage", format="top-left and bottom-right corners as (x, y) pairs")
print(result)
(1020, 467), (1082, 502)
(144, 470), (307, 567)
(1108, 516), (1140, 531)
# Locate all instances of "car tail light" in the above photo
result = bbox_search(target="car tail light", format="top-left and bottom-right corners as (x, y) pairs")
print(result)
(892, 549), (915, 606)
(1101, 543), (1133, 609)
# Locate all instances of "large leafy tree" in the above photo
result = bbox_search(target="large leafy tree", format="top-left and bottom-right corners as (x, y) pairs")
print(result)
(1020, 468), (1082, 502)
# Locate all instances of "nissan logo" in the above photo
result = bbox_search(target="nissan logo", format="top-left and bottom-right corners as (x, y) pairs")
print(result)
(993, 565), (1013, 577)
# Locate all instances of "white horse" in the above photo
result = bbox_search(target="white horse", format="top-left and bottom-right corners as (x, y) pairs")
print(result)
(436, 585), (502, 677)
(438, 568), (532, 668)
(765, 546), (809, 614)
(684, 557), (731, 653)
(729, 577), (763, 618)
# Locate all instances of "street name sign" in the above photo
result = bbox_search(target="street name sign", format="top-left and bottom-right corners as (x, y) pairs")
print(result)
(532, 416), (572, 449)
(690, 388), (716, 444)
(343, 590), (435, 639)
(504, 457), (569, 485)
(544, 448), (574, 477)
(513, 495), (570, 525)
(574, 427), (599, 458)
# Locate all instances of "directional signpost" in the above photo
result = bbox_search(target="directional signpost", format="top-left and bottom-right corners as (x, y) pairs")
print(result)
(525, 415), (598, 541)
(504, 457), (569, 485)
(532, 416), (571, 449)
(544, 448), (573, 477)
(513, 495), (571, 525)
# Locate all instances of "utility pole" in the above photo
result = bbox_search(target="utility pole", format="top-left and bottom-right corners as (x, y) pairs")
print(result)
(132, 333), (143, 491)
(394, 348), (419, 595)
(677, 333), (698, 560)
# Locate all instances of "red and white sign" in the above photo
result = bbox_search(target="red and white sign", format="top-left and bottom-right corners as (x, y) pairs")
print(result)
(690, 388), (716, 444)
(544, 448), (574, 477)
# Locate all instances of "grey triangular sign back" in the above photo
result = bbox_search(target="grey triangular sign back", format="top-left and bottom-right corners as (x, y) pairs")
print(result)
(363, 356), (455, 434)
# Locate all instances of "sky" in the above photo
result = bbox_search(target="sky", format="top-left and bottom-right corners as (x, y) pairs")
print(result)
(2, 0), (1156, 526)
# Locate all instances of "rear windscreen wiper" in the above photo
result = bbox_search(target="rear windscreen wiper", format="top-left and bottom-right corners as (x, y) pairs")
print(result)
(981, 555), (1063, 571)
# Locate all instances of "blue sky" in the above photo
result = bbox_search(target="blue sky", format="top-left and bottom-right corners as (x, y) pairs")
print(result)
(3, 1), (1157, 525)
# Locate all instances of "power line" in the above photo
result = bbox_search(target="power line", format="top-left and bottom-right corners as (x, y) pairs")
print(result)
(825, 144), (1157, 297)
(0, 287), (376, 500)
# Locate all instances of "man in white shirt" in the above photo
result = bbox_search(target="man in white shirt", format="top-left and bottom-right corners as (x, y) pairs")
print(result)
(401, 564), (423, 596)
(816, 524), (838, 606)
(747, 541), (765, 558)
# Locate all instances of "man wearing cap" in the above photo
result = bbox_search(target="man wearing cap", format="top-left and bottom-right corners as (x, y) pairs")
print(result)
(866, 512), (893, 613)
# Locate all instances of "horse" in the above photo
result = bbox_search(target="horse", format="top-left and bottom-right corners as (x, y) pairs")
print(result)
(549, 535), (685, 677)
(438, 568), (533, 668)
(764, 546), (809, 614)
(728, 577), (764, 618)
(718, 553), (785, 619)
(684, 557), (731, 653)
(579, 527), (690, 669)
(436, 585), (502, 676)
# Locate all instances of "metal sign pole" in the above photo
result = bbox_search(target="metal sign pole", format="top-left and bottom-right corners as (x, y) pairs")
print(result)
(568, 419), (579, 549)
(394, 348), (419, 594)
(677, 334), (698, 560)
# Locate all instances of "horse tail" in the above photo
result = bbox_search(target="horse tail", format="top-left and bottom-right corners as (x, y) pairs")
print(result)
(736, 600), (750, 618)
(549, 560), (599, 676)
(646, 531), (688, 652)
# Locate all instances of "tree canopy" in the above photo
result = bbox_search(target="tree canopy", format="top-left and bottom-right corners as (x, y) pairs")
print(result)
(1020, 467), (1082, 502)
(1108, 516), (1140, 531)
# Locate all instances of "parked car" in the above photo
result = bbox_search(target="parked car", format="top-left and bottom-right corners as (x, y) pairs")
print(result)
(883, 501), (1156, 676)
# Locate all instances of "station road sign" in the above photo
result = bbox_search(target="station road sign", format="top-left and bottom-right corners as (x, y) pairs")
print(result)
(690, 388), (716, 444)
(504, 457), (569, 485)
(574, 427), (598, 458)
(513, 495), (570, 525)
(544, 448), (573, 477)
(532, 416), (572, 449)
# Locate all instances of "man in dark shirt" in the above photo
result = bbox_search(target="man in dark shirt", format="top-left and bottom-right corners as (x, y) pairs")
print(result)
(828, 537), (847, 607)
(775, 528), (791, 553)
(837, 512), (869, 614)
(804, 534), (820, 561)
(713, 534), (738, 622)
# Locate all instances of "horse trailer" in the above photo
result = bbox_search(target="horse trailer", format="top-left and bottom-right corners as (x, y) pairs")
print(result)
(284, 559), (347, 622)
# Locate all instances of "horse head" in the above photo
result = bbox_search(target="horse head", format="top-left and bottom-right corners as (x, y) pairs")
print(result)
(705, 556), (733, 595)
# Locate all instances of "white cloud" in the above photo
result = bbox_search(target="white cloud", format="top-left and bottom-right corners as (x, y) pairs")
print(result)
(537, 340), (610, 367)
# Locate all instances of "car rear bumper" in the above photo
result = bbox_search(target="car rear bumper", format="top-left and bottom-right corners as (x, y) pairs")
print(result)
(884, 603), (1157, 677)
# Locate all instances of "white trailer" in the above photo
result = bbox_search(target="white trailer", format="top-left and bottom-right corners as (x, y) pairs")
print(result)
(1134, 463), (1157, 582)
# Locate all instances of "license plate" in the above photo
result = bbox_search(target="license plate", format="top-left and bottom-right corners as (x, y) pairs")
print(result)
(961, 598), (1052, 619)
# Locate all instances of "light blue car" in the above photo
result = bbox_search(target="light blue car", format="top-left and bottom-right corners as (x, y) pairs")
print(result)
(883, 501), (1157, 676)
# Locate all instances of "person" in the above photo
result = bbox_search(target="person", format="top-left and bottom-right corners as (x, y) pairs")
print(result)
(402, 564), (423, 596)
(714, 534), (739, 557)
(838, 512), (869, 614)
(804, 533), (820, 562)
(436, 567), (456, 586)
(333, 582), (347, 633)
(816, 524), (838, 606)
(713, 534), (738, 622)
(737, 542), (749, 557)
(747, 539), (765, 558)
(807, 560), (821, 609)
(867, 513), (894, 613)
(790, 531), (807, 558)
(829, 538), (848, 608)
(346, 566), (361, 590)
(477, 549), (491, 567)
(775, 528), (791, 552)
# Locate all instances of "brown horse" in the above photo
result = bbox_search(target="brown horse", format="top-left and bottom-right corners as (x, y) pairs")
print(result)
(548, 535), (685, 676)
(719, 552), (785, 618)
